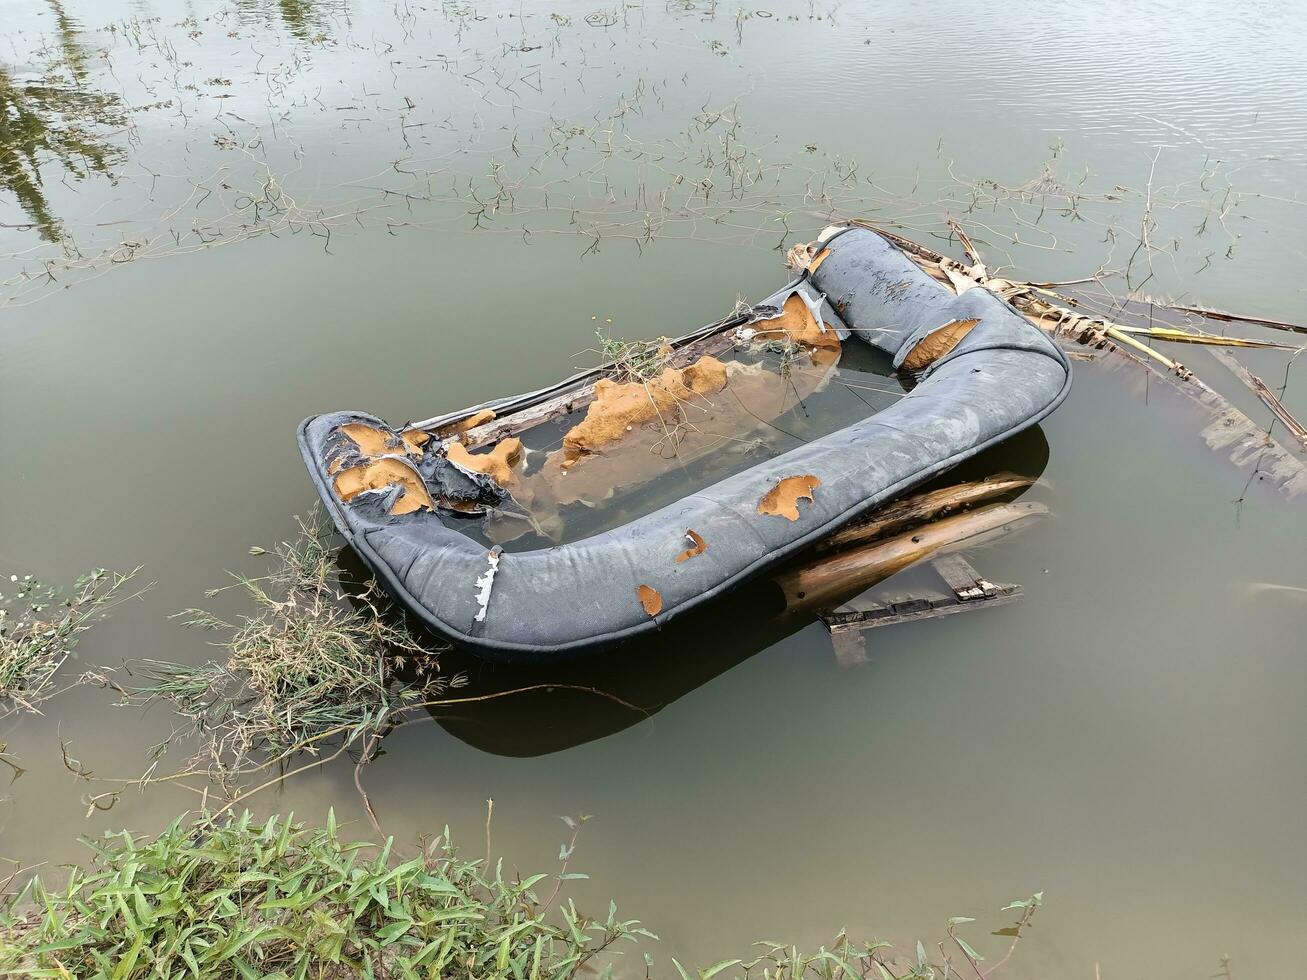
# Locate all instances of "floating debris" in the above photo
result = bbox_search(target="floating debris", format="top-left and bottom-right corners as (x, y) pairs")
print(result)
(298, 227), (1071, 658)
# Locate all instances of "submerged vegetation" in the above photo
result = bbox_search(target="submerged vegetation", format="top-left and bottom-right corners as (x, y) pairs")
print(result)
(144, 516), (451, 758)
(0, 807), (1043, 980)
(82, 516), (461, 808)
(0, 0), (1279, 316)
(0, 567), (140, 720)
(71, 517), (635, 827)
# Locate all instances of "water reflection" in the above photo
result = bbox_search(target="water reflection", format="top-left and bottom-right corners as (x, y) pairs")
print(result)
(0, 3), (125, 243)
(229, 0), (348, 42)
(411, 427), (1051, 758)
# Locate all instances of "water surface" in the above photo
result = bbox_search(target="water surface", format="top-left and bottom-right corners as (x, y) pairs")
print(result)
(2, 2), (1305, 977)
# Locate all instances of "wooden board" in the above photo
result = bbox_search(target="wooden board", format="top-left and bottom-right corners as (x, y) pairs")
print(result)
(819, 555), (1021, 637)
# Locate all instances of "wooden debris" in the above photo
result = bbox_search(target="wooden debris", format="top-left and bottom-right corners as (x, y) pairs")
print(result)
(1161, 304), (1307, 336)
(853, 220), (1307, 499)
(931, 552), (1000, 600)
(818, 552), (1025, 668)
(833, 581), (1020, 628)
(455, 322), (745, 450)
(1108, 324), (1297, 352)
(776, 501), (1047, 613)
(784, 479), (1039, 658)
(815, 473), (1034, 552)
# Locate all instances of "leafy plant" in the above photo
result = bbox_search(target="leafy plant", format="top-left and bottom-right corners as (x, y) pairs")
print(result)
(0, 811), (650, 979)
(0, 809), (1044, 980)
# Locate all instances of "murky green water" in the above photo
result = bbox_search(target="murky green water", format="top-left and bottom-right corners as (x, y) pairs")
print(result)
(2, 1), (1306, 975)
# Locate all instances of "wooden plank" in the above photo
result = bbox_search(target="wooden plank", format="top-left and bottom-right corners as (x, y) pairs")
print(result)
(777, 502), (1046, 612)
(821, 584), (1023, 633)
(813, 474), (1033, 554)
(931, 553), (988, 600)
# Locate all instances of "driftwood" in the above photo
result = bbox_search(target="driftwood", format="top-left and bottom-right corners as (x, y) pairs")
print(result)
(814, 472), (1034, 553)
(752, 477), (1045, 662)
(775, 500), (1047, 614)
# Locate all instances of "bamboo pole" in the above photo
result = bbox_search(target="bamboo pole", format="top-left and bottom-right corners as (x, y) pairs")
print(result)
(1106, 323), (1298, 352)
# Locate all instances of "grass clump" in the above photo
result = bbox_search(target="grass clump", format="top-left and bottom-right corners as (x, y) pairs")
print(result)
(0, 809), (1044, 980)
(591, 328), (675, 384)
(0, 567), (140, 719)
(93, 516), (459, 780)
(0, 810), (651, 979)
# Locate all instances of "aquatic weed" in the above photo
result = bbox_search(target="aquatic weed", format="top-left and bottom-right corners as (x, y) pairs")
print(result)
(590, 327), (675, 384)
(90, 515), (459, 777)
(0, 567), (142, 719)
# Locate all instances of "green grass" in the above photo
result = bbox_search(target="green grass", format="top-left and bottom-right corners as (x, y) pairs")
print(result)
(0, 810), (1043, 980)
(590, 328), (675, 384)
(0, 811), (648, 979)
(99, 515), (460, 775)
